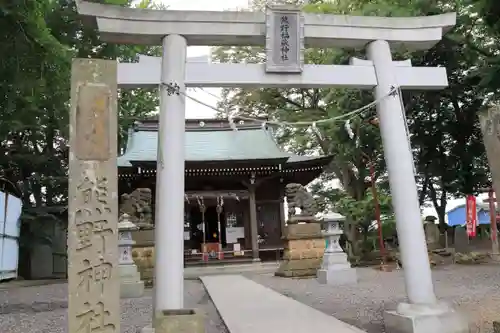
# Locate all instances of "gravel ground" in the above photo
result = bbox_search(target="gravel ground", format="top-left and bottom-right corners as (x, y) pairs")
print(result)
(0, 280), (227, 333)
(1, 265), (498, 333)
(246, 264), (500, 333)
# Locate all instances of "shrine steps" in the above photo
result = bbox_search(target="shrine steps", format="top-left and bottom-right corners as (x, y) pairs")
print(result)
(185, 257), (254, 267)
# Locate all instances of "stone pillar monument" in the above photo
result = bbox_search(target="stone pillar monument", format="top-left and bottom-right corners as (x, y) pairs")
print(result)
(479, 107), (500, 256)
(68, 58), (120, 333)
(275, 183), (325, 278)
(118, 214), (144, 298)
(317, 212), (357, 285)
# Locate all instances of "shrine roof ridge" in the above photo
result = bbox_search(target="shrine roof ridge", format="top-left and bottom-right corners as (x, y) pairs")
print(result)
(135, 117), (270, 132)
(77, 1), (456, 50)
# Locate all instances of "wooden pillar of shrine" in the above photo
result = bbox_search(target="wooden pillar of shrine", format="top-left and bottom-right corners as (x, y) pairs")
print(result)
(279, 186), (286, 237)
(248, 185), (259, 260)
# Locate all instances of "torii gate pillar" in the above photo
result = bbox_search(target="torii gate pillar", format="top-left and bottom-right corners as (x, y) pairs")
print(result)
(367, 39), (467, 333)
(155, 34), (187, 311)
(367, 40), (436, 305)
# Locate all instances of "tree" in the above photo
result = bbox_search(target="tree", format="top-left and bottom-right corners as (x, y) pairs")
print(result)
(401, 0), (491, 228)
(0, 0), (160, 206)
(475, 0), (500, 92)
(213, 0), (497, 253)
(0, 0), (71, 206)
(46, 0), (161, 152)
(0, 0), (162, 277)
(312, 181), (395, 257)
(213, 0), (391, 256)
(328, 0), (492, 232)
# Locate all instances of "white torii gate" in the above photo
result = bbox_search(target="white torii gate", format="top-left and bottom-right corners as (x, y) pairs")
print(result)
(76, 2), (466, 332)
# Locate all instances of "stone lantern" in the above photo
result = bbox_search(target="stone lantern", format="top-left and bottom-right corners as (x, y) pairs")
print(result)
(118, 213), (144, 298)
(317, 212), (357, 285)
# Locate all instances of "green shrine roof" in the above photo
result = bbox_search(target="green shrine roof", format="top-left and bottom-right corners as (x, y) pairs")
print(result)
(117, 118), (331, 168)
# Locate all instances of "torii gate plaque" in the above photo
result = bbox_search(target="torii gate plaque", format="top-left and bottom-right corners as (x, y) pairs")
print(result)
(75, 2), (467, 333)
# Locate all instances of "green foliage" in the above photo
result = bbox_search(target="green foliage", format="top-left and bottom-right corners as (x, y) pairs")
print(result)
(1, 0), (499, 260)
(334, 189), (393, 228)
(213, 0), (398, 256)
(214, 1), (385, 205)
(401, 0), (491, 227)
(316, 182), (395, 253)
(212, 0), (498, 256)
(0, 0), (162, 259)
(475, 0), (500, 91)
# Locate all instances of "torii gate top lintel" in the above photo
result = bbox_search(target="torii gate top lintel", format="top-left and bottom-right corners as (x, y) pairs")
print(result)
(76, 1), (456, 51)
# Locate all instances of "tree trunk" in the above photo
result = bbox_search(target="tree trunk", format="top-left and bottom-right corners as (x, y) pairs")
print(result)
(429, 181), (448, 232)
(419, 175), (429, 206)
(344, 219), (361, 259)
(436, 206), (447, 233)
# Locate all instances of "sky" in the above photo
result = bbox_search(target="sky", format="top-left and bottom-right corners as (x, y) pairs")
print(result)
(146, 0), (478, 218)
(161, 0), (250, 119)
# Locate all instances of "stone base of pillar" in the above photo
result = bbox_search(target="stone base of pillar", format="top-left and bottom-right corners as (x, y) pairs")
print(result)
(139, 309), (205, 333)
(158, 309), (204, 333)
(275, 222), (324, 278)
(121, 280), (145, 298)
(489, 252), (500, 262)
(383, 302), (468, 333)
(317, 252), (357, 285)
(119, 264), (145, 298)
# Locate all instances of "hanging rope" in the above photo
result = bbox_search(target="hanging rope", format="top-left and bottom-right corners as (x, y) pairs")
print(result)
(160, 82), (399, 129)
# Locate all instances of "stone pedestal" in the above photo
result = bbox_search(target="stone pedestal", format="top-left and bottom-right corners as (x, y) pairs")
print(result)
(275, 221), (324, 278)
(384, 302), (468, 333)
(140, 309), (205, 333)
(118, 214), (145, 298)
(317, 212), (357, 285)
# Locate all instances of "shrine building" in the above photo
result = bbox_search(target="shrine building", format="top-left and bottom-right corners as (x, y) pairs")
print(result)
(118, 117), (333, 264)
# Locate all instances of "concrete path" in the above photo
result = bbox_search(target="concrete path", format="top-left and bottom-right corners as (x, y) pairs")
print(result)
(201, 274), (366, 333)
